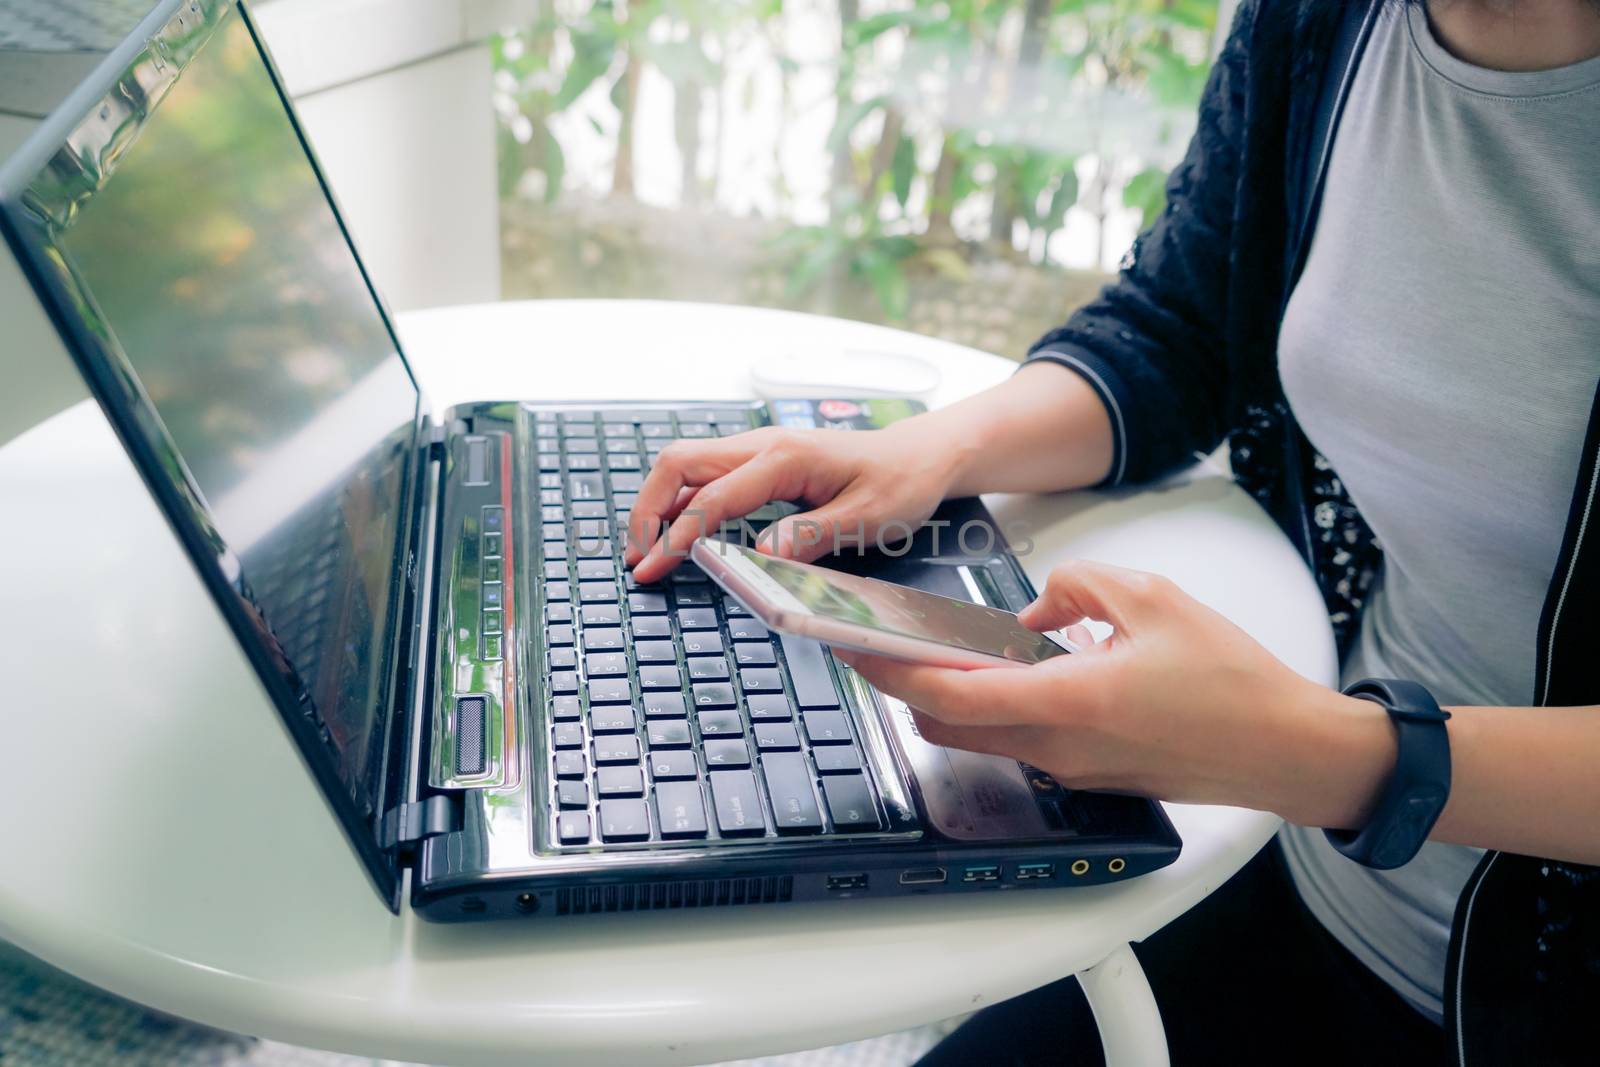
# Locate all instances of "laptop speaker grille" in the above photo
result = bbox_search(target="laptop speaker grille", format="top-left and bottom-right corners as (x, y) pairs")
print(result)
(554, 876), (794, 916)
(455, 697), (486, 776)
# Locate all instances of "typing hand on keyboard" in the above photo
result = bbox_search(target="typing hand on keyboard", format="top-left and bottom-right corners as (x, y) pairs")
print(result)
(623, 419), (964, 583)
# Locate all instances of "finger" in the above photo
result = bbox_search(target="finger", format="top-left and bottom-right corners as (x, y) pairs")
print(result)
(909, 709), (1028, 759)
(834, 650), (1030, 727)
(761, 489), (874, 562)
(1017, 558), (1172, 634)
(1063, 623), (1102, 651)
(637, 450), (800, 582)
(624, 430), (779, 567)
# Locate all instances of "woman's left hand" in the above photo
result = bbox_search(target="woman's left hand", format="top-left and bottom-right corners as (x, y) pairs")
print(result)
(834, 559), (1397, 829)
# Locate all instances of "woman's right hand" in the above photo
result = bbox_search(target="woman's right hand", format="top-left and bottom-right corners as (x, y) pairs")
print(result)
(623, 417), (973, 582)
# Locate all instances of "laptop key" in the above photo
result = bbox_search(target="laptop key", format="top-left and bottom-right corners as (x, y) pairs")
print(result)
(548, 624), (575, 646)
(703, 739), (751, 769)
(551, 695), (582, 722)
(548, 647), (577, 670)
(558, 812), (591, 844)
(761, 752), (824, 834)
(590, 706), (636, 733)
(697, 709), (743, 738)
(677, 607), (718, 631)
(813, 744), (863, 775)
(709, 771), (766, 836)
(746, 694), (794, 721)
(754, 722), (801, 751)
(543, 559), (567, 579)
(588, 678), (632, 704)
(584, 626), (624, 651)
(687, 656), (729, 681)
(594, 736), (641, 765)
(633, 639), (676, 663)
(631, 614), (671, 638)
(611, 472), (644, 492)
(692, 682), (736, 709)
(555, 750), (587, 778)
(820, 774), (880, 830)
(739, 668), (783, 692)
(599, 800), (651, 842)
(646, 719), (691, 749)
(581, 604), (622, 626)
(546, 603), (573, 624)
(586, 652), (627, 677)
(674, 585), (714, 606)
(655, 781), (709, 839)
(575, 554), (614, 576)
(677, 422), (714, 438)
(680, 631), (722, 657)
(567, 454), (600, 471)
(649, 750), (698, 780)
(557, 780), (589, 809)
(550, 671), (579, 695)
(779, 634), (841, 708)
(733, 643), (776, 667)
(639, 665), (681, 690)
(642, 692), (687, 719)
(579, 581), (618, 603)
(597, 765), (645, 797)
(566, 472), (605, 500)
(803, 710), (852, 744)
(628, 591), (669, 614)
(565, 438), (599, 454)
(727, 618), (770, 642)
(606, 453), (642, 471)
(553, 723), (584, 749)
(545, 581), (570, 603)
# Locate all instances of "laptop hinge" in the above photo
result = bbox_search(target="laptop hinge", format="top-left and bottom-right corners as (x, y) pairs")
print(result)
(380, 795), (461, 856)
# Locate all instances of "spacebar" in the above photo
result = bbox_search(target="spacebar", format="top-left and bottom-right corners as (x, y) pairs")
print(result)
(778, 633), (840, 708)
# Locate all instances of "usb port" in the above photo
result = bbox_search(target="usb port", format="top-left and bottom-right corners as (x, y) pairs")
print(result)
(827, 874), (868, 891)
(962, 865), (1001, 884)
(899, 867), (947, 886)
(1016, 862), (1056, 881)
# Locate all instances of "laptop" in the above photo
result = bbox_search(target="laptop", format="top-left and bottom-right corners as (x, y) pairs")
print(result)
(0, 0), (1179, 920)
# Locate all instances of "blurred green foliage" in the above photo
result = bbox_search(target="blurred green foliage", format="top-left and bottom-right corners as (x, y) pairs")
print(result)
(494, 0), (1219, 320)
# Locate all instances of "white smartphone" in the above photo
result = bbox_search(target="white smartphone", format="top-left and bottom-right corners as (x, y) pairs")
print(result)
(689, 537), (1078, 669)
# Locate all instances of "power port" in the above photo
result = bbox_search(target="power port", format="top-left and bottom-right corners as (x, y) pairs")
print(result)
(1107, 857), (1127, 874)
(515, 892), (540, 913)
(1070, 859), (1092, 876)
(1016, 862), (1056, 881)
(962, 865), (1001, 884)
(899, 867), (947, 886)
(827, 873), (869, 892)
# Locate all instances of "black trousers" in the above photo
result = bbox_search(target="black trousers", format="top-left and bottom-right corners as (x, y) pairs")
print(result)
(916, 842), (1448, 1066)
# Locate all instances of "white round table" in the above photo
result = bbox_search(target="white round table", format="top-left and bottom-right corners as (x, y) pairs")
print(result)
(0, 300), (1337, 1066)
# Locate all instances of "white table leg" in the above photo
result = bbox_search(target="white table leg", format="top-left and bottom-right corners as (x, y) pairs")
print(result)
(1077, 942), (1170, 1067)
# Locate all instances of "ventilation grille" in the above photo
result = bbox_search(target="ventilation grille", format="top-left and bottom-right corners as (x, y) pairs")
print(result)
(554, 876), (794, 916)
(455, 697), (486, 775)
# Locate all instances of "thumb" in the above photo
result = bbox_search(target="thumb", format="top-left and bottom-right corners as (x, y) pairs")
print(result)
(1017, 559), (1157, 635)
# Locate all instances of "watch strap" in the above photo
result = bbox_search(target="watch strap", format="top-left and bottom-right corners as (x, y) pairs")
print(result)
(1324, 678), (1452, 870)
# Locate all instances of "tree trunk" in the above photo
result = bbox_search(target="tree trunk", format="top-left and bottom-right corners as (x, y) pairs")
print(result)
(612, 49), (641, 198)
(830, 0), (861, 217)
(675, 78), (703, 207)
(927, 133), (960, 241)
(988, 0), (1052, 247)
(863, 107), (904, 202)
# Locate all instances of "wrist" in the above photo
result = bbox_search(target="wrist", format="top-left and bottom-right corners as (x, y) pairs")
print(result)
(885, 407), (984, 499)
(1271, 680), (1400, 829)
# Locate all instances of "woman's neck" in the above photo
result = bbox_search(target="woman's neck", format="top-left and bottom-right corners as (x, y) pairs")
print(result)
(1426, 0), (1600, 71)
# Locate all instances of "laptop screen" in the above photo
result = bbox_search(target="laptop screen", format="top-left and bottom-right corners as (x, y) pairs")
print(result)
(44, 5), (421, 820)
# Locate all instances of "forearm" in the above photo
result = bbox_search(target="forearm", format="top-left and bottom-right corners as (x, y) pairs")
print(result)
(1267, 685), (1600, 865)
(895, 362), (1115, 498)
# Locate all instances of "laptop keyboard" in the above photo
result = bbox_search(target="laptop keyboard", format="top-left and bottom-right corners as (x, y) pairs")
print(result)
(532, 407), (886, 848)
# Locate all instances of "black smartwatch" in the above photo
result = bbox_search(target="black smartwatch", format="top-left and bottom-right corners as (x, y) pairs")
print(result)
(1324, 678), (1452, 870)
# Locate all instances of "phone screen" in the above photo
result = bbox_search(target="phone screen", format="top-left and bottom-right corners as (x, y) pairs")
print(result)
(702, 540), (1071, 665)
